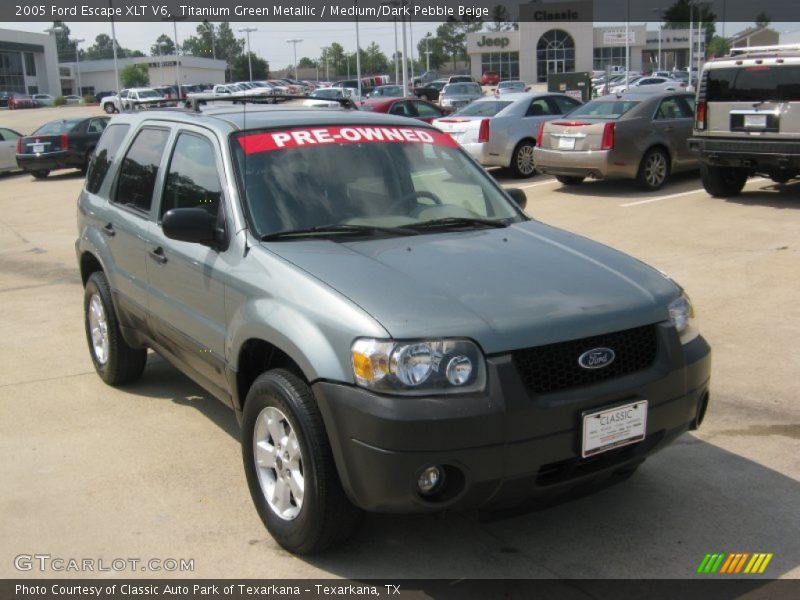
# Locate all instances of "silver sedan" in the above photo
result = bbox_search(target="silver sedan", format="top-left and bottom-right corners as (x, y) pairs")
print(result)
(433, 92), (582, 178)
(0, 127), (23, 173)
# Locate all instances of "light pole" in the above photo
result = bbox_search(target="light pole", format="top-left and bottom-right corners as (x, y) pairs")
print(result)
(652, 8), (662, 71)
(238, 27), (257, 81)
(157, 41), (169, 86)
(624, 0), (630, 88)
(355, 0), (362, 99)
(394, 17), (400, 83)
(408, 14), (415, 80)
(73, 38), (84, 96)
(163, 15), (186, 90)
(287, 38), (302, 81)
(425, 34), (431, 72)
(401, 4), (409, 95)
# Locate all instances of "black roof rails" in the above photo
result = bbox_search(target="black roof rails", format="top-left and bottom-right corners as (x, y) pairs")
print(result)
(125, 93), (358, 113)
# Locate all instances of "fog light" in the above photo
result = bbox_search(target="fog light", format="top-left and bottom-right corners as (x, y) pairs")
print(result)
(417, 466), (443, 495)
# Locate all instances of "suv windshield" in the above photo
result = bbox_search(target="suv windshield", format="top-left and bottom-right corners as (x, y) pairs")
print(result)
(232, 125), (523, 238)
(706, 65), (800, 102)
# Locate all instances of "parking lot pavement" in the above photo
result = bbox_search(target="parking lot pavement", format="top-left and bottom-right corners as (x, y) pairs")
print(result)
(0, 159), (798, 579)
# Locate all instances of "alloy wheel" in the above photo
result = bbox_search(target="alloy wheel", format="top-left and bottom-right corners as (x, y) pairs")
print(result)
(88, 294), (109, 365)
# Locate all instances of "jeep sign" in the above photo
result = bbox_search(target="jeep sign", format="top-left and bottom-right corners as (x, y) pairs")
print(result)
(476, 35), (510, 48)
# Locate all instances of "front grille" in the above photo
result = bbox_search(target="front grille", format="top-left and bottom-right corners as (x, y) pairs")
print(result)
(512, 324), (658, 395)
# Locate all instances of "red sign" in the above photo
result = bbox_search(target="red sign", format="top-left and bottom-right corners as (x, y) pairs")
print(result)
(238, 125), (458, 154)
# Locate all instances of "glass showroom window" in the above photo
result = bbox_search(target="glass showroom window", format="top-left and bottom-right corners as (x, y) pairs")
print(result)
(593, 47), (628, 71)
(0, 52), (25, 93)
(536, 30), (575, 82)
(481, 52), (520, 80)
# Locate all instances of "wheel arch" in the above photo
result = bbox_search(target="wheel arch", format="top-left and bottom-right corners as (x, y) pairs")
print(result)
(234, 338), (308, 413)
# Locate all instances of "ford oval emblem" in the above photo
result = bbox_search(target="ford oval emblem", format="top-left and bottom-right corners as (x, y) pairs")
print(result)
(578, 348), (616, 370)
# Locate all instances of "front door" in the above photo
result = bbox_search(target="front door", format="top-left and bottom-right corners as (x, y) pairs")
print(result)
(547, 60), (565, 77)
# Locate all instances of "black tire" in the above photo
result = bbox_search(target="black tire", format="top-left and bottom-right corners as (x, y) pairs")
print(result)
(31, 170), (50, 179)
(242, 369), (361, 555)
(510, 140), (537, 179)
(84, 271), (147, 385)
(701, 164), (748, 197)
(103, 103), (116, 114)
(556, 175), (585, 185)
(419, 93), (429, 101)
(637, 147), (670, 191)
(770, 174), (792, 184)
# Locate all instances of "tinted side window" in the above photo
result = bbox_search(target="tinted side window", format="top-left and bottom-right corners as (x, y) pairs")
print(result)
(413, 101), (442, 118)
(526, 98), (555, 117)
(87, 118), (107, 134)
(656, 97), (692, 119)
(86, 124), (130, 194)
(113, 128), (169, 213)
(161, 133), (222, 219)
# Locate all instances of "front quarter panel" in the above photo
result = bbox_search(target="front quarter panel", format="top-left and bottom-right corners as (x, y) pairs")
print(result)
(226, 241), (389, 383)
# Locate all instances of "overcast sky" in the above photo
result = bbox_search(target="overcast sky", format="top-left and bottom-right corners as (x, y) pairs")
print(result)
(6, 20), (800, 72)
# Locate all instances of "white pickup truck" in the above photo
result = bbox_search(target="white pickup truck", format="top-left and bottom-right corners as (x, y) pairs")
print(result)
(101, 88), (166, 113)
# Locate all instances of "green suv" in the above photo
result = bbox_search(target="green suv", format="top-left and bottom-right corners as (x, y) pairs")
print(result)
(77, 102), (711, 554)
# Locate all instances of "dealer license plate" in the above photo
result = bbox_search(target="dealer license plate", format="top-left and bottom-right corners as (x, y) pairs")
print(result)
(558, 137), (576, 150)
(744, 114), (767, 128)
(582, 400), (647, 458)
(32, 143), (45, 153)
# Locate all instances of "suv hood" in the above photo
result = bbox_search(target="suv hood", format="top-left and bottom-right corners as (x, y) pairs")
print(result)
(264, 221), (679, 353)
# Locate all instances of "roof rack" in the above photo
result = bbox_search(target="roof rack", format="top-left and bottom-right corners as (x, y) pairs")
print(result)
(126, 93), (357, 113)
(729, 43), (800, 56)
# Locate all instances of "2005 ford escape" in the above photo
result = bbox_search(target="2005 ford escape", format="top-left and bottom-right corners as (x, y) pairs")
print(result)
(76, 101), (711, 554)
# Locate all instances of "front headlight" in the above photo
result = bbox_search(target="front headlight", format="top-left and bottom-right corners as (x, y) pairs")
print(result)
(668, 293), (699, 344)
(351, 338), (486, 395)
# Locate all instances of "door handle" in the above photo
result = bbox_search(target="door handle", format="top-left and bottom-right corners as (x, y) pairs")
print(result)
(148, 246), (167, 265)
(102, 222), (115, 237)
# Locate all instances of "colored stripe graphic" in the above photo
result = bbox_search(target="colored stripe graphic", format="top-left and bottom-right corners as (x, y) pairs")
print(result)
(701, 552), (774, 575)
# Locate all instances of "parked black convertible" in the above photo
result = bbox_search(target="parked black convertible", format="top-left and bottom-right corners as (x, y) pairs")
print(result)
(16, 116), (109, 179)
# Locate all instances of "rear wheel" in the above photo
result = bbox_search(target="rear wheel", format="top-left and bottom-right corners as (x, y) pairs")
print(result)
(84, 271), (147, 385)
(419, 93), (429, 101)
(701, 164), (748, 197)
(103, 103), (116, 114)
(637, 147), (670, 191)
(242, 369), (361, 554)
(510, 140), (537, 179)
(556, 175), (585, 185)
(31, 170), (49, 179)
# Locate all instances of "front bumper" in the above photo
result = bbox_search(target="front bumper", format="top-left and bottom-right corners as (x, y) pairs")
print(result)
(17, 151), (80, 172)
(314, 325), (711, 513)
(534, 147), (634, 179)
(689, 137), (800, 171)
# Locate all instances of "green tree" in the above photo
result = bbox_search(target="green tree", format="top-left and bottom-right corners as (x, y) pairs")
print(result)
(325, 42), (346, 76)
(184, 21), (243, 81)
(435, 18), (481, 71)
(231, 53), (269, 81)
(50, 21), (78, 62)
(417, 34), (447, 70)
(84, 34), (122, 60)
(662, 0), (716, 43)
(755, 12), (771, 28)
(706, 35), (731, 58)
(120, 63), (149, 87)
(359, 42), (389, 74)
(150, 34), (176, 56)
(297, 57), (317, 69)
(488, 5), (517, 32)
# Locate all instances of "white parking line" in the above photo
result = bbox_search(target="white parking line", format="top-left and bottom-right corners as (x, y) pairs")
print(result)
(620, 178), (768, 207)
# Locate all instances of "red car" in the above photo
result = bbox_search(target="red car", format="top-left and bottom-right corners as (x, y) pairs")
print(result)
(359, 98), (445, 123)
(8, 93), (37, 110)
(481, 71), (500, 86)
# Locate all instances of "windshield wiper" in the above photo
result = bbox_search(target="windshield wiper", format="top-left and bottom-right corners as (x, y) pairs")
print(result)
(261, 223), (419, 241)
(406, 217), (509, 231)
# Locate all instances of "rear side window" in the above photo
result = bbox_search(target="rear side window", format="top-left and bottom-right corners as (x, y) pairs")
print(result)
(548, 95), (581, 114)
(455, 101), (512, 117)
(161, 133), (222, 219)
(567, 100), (640, 119)
(707, 66), (800, 102)
(113, 128), (169, 213)
(86, 124), (130, 194)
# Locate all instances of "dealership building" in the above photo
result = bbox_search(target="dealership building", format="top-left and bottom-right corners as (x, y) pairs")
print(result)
(467, 1), (705, 83)
(0, 28), (62, 95)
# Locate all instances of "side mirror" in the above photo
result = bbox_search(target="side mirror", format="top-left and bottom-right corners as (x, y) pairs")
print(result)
(162, 208), (220, 246)
(505, 188), (527, 211)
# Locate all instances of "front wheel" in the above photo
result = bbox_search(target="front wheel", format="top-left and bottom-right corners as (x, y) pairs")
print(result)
(242, 369), (361, 554)
(31, 170), (50, 179)
(419, 93), (429, 101)
(510, 140), (537, 179)
(103, 103), (116, 114)
(701, 164), (748, 197)
(84, 271), (147, 385)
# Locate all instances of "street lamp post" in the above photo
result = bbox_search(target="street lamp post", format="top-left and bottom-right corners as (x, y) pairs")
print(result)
(73, 38), (84, 97)
(162, 15), (186, 90)
(355, 0), (362, 99)
(238, 27), (257, 81)
(652, 8), (662, 71)
(287, 38), (302, 81)
(625, 0), (630, 88)
(425, 34), (431, 72)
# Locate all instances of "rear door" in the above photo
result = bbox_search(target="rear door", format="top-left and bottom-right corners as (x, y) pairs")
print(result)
(0, 128), (20, 169)
(653, 95), (696, 168)
(146, 127), (229, 396)
(106, 126), (171, 330)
